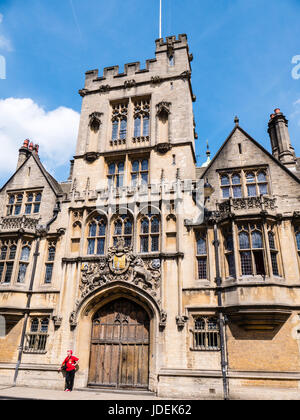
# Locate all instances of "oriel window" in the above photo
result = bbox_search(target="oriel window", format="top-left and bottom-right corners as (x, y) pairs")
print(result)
(196, 234), (207, 280)
(238, 223), (266, 276)
(0, 242), (17, 284)
(17, 244), (31, 283)
(44, 243), (57, 284)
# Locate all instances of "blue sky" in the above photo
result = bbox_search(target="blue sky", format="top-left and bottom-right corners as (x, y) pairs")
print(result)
(0, 0), (300, 185)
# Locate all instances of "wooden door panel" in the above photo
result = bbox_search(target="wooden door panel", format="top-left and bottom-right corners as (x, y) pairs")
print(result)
(88, 298), (149, 389)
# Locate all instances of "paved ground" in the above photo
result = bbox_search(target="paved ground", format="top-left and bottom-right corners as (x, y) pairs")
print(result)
(0, 385), (167, 400)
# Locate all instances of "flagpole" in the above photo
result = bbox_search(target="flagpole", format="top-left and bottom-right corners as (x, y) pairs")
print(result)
(159, 0), (162, 38)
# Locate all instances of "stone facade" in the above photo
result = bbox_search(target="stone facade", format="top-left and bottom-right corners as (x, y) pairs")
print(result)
(0, 34), (300, 399)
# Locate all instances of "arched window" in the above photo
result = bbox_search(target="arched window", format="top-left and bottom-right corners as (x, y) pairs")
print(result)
(111, 102), (128, 143)
(17, 245), (31, 283)
(25, 317), (50, 354)
(0, 243), (17, 284)
(140, 215), (160, 253)
(112, 214), (133, 248)
(193, 317), (220, 351)
(133, 99), (150, 140)
(238, 224), (265, 276)
(87, 216), (107, 255)
(268, 229), (279, 276)
(223, 228), (235, 278)
(196, 234), (207, 280)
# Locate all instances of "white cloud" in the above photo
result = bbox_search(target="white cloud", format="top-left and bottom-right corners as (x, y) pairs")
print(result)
(0, 97), (80, 179)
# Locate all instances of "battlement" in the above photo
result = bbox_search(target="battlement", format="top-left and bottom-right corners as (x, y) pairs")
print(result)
(82, 34), (191, 91)
(155, 34), (189, 53)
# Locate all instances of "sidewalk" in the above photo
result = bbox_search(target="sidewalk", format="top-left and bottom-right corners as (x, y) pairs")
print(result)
(0, 385), (165, 400)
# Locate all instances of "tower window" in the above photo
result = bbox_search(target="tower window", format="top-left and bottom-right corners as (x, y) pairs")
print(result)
(196, 234), (207, 280)
(133, 99), (150, 140)
(87, 216), (107, 256)
(111, 102), (128, 143)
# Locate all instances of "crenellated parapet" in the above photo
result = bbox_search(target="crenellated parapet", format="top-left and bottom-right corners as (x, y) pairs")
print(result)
(81, 34), (193, 95)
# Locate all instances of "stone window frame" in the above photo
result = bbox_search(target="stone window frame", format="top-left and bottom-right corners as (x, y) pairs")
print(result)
(111, 213), (134, 249)
(44, 241), (57, 284)
(86, 215), (107, 256)
(107, 160), (125, 189)
(0, 240), (18, 284)
(16, 241), (32, 284)
(130, 158), (149, 187)
(195, 231), (209, 281)
(7, 190), (42, 217)
(222, 226), (236, 279)
(138, 213), (160, 254)
(219, 168), (269, 200)
(24, 317), (50, 354)
(133, 98), (151, 141)
(111, 101), (128, 144)
(190, 315), (220, 352)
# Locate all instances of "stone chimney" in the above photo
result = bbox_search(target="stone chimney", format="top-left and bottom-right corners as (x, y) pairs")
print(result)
(17, 139), (31, 170)
(268, 108), (296, 170)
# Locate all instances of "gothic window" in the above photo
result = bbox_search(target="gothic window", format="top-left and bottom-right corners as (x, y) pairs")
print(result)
(24, 317), (49, 354)
(140, 215), (160, 253)
(44, 243), (56, 284)
(107, 161), (125, 189)
(131, 159), (149, 187)
(0, 242), (17, 284)
(133, 99), (150, 139)
(112, 214), (133, 248)
(196, 234), (207, 280)
(223, 228), (235, 278)
(111, 102), (128, 143)
(238, 224), (265, 276)
(268, 228), (279, 276)
(17, 244), (31, 283)
(192, 317), (220, 351)
(87, 216), (107, 255)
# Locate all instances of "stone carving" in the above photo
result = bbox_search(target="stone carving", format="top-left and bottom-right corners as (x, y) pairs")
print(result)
(156, 101), (171, 116)
(176, 315), (189, 329)
(0, 216), (40, 232)
(99, 85), (110, 93)
(124, 79), (136, 89)
(71, 238), (162, 328)
(159, 310), (167, 329)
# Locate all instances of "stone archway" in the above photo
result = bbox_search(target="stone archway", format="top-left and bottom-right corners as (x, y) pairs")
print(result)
(88, 297), (150, 389)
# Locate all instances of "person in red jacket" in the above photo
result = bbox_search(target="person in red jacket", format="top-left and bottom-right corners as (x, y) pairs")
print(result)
(59, 350), (79, 392)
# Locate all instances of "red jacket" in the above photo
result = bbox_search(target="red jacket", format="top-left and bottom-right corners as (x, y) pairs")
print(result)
(62, 355), (79, 372)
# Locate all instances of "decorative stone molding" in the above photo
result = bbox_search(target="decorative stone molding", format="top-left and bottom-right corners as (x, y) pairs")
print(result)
(176, 315), (189, 329)
(124, 79), (136, 89)
(70, 238), (162, 329)
(155, 143), (172, 154)
(99, 84), (110, 93)
(78, 88), (88, 97)
(52, 315), (63, 329)
(151, 76), (162, 85)
(0, 216), (40, 232)
(159, 310), (167, 330)
(156, 101), (171, 116)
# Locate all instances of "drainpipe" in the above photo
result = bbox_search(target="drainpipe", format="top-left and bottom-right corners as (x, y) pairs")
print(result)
(213, 222), (229, 400)
(13, 202), (61, 386)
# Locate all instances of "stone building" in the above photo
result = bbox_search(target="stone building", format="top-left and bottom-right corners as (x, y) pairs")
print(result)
(0, 34), (300, 399)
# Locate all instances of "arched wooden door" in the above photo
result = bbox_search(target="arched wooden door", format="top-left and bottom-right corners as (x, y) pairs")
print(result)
(88, 298), (150, 389)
